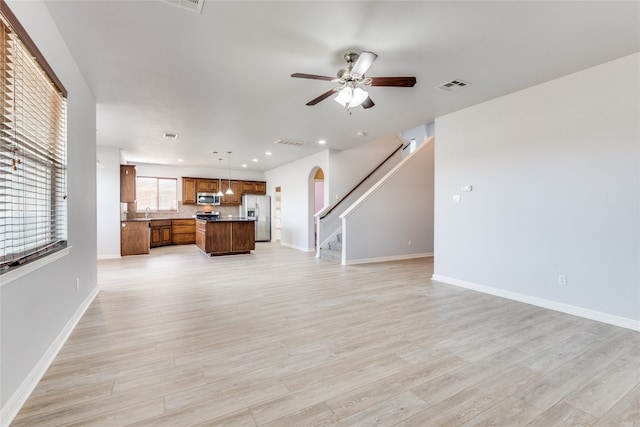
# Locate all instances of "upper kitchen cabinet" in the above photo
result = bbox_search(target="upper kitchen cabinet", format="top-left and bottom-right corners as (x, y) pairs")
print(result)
(181, 177), (266, 205)
(196, 178), (219, 193)
(182, 177), (197, 204)
(120, 165), (136, 202)
(242, 181), (267, 195)
(221, 180), (242, 205)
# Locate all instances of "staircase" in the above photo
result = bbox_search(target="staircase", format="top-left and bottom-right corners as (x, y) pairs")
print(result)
(319, 233), (342, 263)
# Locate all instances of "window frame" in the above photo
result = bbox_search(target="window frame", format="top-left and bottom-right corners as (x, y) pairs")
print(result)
(0, 0), (68, 275)
(135, 176), (178, 213)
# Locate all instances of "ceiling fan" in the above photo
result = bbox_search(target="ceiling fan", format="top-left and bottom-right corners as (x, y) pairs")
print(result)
(291, 51), (417, 109)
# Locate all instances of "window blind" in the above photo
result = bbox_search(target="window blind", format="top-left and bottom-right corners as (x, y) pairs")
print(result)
(136, 176), (177, 212)
(0, 5), (67, 272)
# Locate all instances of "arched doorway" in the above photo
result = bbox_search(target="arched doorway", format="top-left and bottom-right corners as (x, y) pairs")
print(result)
(308, 167), (325, 249)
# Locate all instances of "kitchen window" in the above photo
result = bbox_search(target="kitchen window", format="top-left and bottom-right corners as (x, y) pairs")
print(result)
(136, 176), (177, 212)
(0, 2), (68, 273)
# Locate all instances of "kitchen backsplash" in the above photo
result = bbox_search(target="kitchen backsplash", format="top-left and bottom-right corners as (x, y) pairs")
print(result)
(122, 202), (240, 220)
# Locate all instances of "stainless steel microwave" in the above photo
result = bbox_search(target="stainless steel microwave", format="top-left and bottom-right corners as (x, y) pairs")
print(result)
(197, 193), (221, 205)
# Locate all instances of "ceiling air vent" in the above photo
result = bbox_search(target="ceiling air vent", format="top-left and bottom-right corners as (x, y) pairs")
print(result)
(436, 79), (470, 92)
(163, 132), (178, 140)
(160, 0), (205, 14)
(274, 139), (306, 147)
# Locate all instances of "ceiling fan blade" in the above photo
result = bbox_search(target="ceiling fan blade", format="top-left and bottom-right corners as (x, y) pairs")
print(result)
(291, 73), (334, 81)
(368, 76), (417, 87)
(350, 51), (378, 77)
(361, 97), (375, 109)
(306, 88), (338, 106)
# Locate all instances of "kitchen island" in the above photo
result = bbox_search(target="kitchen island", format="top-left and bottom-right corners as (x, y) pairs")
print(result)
(195, 218), (255, 256)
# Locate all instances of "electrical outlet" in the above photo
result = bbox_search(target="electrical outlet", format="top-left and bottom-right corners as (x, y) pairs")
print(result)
(452, 194), (461, 203)
(76, 278), (80, 290)
(558, 274), (567, 286)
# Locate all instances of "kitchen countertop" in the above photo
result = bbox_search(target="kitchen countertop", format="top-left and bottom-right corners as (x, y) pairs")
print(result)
(121, 217), (195, 222)
(196, 217), (255, 222)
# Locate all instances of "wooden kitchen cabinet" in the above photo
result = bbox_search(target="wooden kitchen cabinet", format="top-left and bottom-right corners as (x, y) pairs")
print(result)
(196, 219), (255, 255)
(120, 165), (136, 202)
(121, 220), (149, 255)
(171, 219), (196, 244)
(196, 179), (219, 193)
(149, 219), (172, 248)
(183, 177), (267, 204)
(220, 180), (242, 205)
(254, 181), (266, 194)
(232, 221), (256, 251)
(241, 181), (267, 195)
(182, 178), (197, 204)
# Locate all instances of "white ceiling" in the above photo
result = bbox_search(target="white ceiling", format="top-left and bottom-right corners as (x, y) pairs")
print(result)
(44, 1), (639, 172)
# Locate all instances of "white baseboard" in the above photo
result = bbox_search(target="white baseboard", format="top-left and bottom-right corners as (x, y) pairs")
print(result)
(431, 274), (640, 332)
(279, 242), (315, 252)
(0, 285), (100, 427)
(97, 254), (121, 260)
(345, 252), (433, 265)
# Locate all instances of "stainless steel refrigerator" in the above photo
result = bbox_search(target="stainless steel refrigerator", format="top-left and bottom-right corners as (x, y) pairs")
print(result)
(241, 194), (271, 242)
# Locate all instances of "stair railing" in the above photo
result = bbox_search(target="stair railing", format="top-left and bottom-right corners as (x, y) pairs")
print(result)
(319, 143), (404, 221)
(316, 141), (404, 255)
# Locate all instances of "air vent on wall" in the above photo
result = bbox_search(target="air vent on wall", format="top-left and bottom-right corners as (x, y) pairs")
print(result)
(160, 0), (204, 14)
(274, 139), (306, 147)
(436, 79), (471, 92)
(163, 132), (178, 139)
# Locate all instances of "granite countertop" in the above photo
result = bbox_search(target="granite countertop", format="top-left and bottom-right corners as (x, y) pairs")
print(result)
(196, 217), (255, 222)
(121, 217), (194, 222)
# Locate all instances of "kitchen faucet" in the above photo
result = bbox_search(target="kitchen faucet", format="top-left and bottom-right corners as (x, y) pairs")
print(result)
(145, 207), (150, 218)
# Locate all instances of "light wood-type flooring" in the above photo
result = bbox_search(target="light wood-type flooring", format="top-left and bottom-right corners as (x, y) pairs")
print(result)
(12, 243), (640, 426)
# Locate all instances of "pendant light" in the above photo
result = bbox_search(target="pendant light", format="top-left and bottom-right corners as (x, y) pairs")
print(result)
(225, 151), (233, 195)
(215, 157), (224, 197)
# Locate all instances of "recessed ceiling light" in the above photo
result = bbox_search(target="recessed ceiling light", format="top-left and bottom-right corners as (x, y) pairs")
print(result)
(265, 151), (272, 156)
(356, 131), (366, 137)
(241, 164), (247, 168)
(252, 158), (258, 162)
(177, 158), (184, 162)
(318, 139), (326, 145)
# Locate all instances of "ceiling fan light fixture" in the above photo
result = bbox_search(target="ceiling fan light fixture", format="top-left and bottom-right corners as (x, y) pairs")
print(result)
(350, 87), (369, 107)
(334, 86), (352, 107)
(334, 85), (368, 108)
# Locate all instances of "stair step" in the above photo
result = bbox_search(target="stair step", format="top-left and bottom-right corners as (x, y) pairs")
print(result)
(320, 248), (341, 262)
(328, 240), (342, 251)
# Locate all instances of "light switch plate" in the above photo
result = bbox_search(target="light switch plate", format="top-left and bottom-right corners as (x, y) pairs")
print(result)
(462, 185), (472, 192)
(452, 195), (461, 203)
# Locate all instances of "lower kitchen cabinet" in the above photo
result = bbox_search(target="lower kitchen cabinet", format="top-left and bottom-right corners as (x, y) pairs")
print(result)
(196, 219), (255, 255)
(121, 221), (149, 256)
(150, 220), (172, 248)
(171, 219), (196, 244)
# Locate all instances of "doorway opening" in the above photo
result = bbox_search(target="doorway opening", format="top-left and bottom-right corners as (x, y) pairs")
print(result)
(274, 186), (281, 242)
(309, 167), (325, 249)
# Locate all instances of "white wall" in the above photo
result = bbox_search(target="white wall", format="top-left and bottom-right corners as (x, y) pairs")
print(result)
(328, 134), (403, 203)
(0, 0), (98, 423)
(268, 136), (407, 253)
(342, 138), (435, 264)
(433, 53), (640, 329)
(264, 151), (329, 251)
(96, 146), (121, 258)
